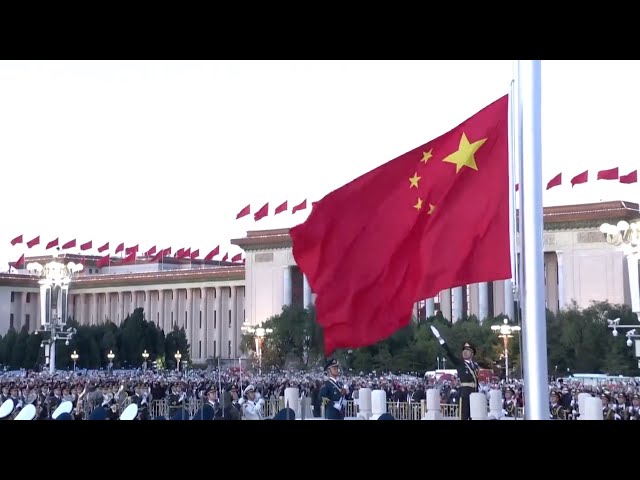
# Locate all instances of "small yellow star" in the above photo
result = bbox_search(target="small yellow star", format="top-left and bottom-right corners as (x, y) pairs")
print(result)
(442, 132), (487, 173)
(414, 197), (423, 211)
(427, 203), (436, 215)
(409, 172), (421, 189)
(421, 149), (433, 164)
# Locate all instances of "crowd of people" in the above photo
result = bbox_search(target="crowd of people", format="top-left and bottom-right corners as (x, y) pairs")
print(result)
(0, 364), (639, 420)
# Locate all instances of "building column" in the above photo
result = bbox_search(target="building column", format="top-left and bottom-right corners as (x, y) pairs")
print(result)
(503, 279), (515, 320)
(556, 251), (565, 310)
(92, 293), (98, 325)
(230, 286), (237, 358)
(425, 298), (435, 318)
(171, 289), (178, 331)
(186, 288), (193, 351)
(200, 287), (208, 360)
(303, 274), (312, 308)
(68, 294), (75, 322)
(144, 290), (151, 321)
(627, 253), (640, 314)
(216, 287), (223, 358)
(283, 266), (292, 306)
(478, 282), (489, 323)
(160, 290), (167, 330)
(451, 286), (463, 323)
(117, 292), (123, 324)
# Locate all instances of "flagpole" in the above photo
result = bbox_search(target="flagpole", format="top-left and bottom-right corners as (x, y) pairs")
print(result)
(518, 59), (549, 420)
(507, 72), (518, 323)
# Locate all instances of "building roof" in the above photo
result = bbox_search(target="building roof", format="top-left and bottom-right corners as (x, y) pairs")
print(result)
(0, 267), (245, 289)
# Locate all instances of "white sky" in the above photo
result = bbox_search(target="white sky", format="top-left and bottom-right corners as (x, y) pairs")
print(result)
(1, 60), (638, 269)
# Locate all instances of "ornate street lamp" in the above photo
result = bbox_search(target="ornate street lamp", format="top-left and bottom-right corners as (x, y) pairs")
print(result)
(142, 349), (149, 371)
(241, 323), (273, 375)
(491, 319), (521, 383)
(70, 350), (79, 372)
(107, 350), (115, 373)
(174, 350), (182, 372)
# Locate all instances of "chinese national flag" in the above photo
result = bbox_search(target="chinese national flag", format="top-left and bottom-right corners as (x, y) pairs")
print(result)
(115, 243), (124, 254)
(11, 254), (25, 269)
(97, 242), (109, 253)
(221, 252), (228, 262)
(26, 236), (40, 248)
(571, 170), (588, 187)
(236, 205), (250, 219)
(62, 239), (76, 250)
(292, 199), (307, 214)
(46, 238), (59, 250)
(546, 173), (562, 190)
(274, 201), (288, 215)
(597, 167), (618, 180)
(254, 203), (269, 221)
(121, 252), (136, 264)
(231, 253), (242, 262)
(97, 254), (110, 268)
(290, 95), (511, 354)
(204, 246), (219, 261)
(619, 170), (637, 184)
(10, 234), (22, 246)
(80, 240), (92, 251)
(190, 249), (199, 260)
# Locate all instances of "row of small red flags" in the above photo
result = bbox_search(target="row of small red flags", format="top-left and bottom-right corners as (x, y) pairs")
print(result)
(235, 198), (317, 221)
(7, 242), (243, 270)
(515, 167), (637, 191)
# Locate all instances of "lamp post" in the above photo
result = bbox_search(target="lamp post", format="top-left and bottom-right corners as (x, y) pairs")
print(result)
(107, 350), (115, 374)
(70, 350), (79, 372)
(174, 351), (182, 372)
(142, 350), (149, 371)
(241, 322), (273, 375)
(600, 221), (640, 315)
(491, 318), (521, 383)
(28, 253), (82, 374)
(607, 318), (640, 367)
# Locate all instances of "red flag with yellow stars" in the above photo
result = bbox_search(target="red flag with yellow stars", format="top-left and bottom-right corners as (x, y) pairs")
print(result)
(290, 95), (511, 355)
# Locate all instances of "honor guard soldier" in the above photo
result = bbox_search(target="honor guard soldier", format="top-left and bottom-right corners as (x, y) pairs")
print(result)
(319, 358), (347, 419)
(431, 326), (479, 420)
(629, 394), (640, 420)
(549, 391), (566, 419)
(502, 387), (517, 418)
(614, 393), (628, 420)
(601, 394), (615, 420)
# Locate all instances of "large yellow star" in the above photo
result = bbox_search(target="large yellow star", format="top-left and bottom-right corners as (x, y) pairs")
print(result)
(421, 149), (433, 164)
(442, 133), (487, 173)
(409, 172), (421, 189)
(414, 197), (423, 211)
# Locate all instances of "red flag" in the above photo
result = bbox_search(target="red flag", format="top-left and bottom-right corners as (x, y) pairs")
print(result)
(274, 201), (288, 215)
(145, 246), (156, 256)
(290, 95), (511, 355)
(150, 249), (169, 263)
(97, 242), (109, 253)
(10, 235), (22, 246)
(292, 199), (307, 214)
(311, 201), (318, 208)
(80, 240), (92, 251)
(254, 203), (269, 221)
(221, 252), (228, 262)
(46, 238), (59, 250)
(162, 247), (171, 256)
(125, 245), (138, 255)
(546, 173), (562, 190)
(10, 254), (25, 269)
(204, 246), (219, 261)
(121, 252), (136, 264)
(597, 167), (618, 180)
(182, 248), (191, 259)
(175, 248), (184, 258)
(571, 170), (588, 187)
(236, 205), (250, 219)
(26, 236), (40, 248)
(190, 249), (199, 260)
(115, 243), (124, 254)
(97, 254), (110, 268)
(62, 239), (76, 250)
(231, 253), (242, 262)
(620, 170), (638, 184)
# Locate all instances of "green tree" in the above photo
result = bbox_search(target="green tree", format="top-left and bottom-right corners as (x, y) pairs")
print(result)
(165, 326), (190, 368)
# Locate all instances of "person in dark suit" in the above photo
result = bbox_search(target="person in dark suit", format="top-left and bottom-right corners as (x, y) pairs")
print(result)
(319, 358), (346, 419)
(431, 326), (479, 420)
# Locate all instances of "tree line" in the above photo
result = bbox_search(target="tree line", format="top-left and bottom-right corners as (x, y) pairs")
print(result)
(0, 308), (190, 371)
(251, 302), (640, 378)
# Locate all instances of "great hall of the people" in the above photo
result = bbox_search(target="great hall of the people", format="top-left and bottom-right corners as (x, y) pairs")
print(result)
(1, 200), (639, 364)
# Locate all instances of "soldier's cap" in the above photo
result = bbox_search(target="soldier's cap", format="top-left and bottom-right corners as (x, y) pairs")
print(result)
(244, 384), (255, 394)
(617, 392), (627, 399)
(601, 393), (611, 401)
(324, 358), (339, 371)
(505, 387), (515, 395)
(633, 394), (640, 400)
(205, 386), (217, 396)
(462, 341), (476, 355)
(550, 390), (560, 398)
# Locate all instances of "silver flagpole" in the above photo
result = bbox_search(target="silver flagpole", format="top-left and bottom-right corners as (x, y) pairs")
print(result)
(518, 59), (549, 420)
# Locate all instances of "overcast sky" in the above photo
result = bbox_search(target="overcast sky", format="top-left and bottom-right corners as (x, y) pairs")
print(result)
(1, 60), (638, 269)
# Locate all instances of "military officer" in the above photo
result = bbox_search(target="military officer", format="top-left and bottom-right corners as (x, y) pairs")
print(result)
(550, 391), (566, 419)
(502, 387), (517, 418)
(601, 393), (615, 420)
(431, 327), (479, 420)
(319, 358), (347, 419)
